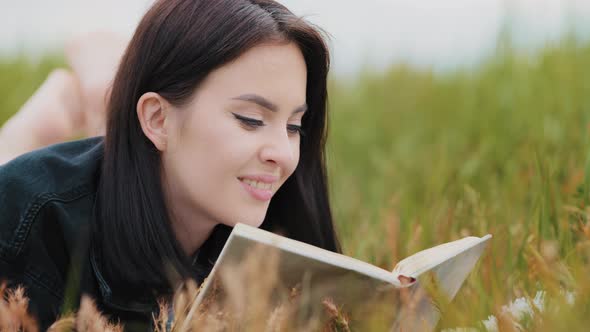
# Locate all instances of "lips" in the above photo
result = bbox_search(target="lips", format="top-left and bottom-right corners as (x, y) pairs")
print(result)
(237, 175), (278, 201)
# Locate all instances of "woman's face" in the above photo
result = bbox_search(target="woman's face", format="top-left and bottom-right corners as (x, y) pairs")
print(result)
(162, 42), (307, 228)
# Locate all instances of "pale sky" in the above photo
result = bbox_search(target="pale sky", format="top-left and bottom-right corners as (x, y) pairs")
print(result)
(1, 0), (589, 74)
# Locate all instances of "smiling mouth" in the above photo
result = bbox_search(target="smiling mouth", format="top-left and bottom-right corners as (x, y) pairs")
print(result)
(237, 177), (273, 190)
(238, 177), (274, 201)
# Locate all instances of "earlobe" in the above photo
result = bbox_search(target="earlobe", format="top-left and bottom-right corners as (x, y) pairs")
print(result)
(137, 92), (169, 151)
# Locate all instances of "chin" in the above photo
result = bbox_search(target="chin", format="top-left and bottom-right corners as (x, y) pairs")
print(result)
(240, 206), (269, 227)
(224, 214), (265, 228)
(240, 218), (265, 228)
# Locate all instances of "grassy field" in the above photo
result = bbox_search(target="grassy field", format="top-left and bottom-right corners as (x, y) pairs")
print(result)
(2, 37), (590, 330)
(327, 37), (590, 330)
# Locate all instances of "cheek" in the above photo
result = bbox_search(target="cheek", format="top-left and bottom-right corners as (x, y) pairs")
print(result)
(278, 138), (301, 187)
(291, 138), (301, 172)
(182, 132), (249, 179)
(165, 114), (245, 190)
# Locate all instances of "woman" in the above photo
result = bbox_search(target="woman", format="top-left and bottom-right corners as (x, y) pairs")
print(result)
(0, 0), (340, 330)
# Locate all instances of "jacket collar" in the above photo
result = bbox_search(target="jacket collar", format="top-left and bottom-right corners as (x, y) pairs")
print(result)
(89, 244), (160, 314)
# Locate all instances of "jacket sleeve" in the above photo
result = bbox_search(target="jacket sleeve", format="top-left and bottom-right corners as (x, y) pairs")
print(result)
(0, 155), (67, 330)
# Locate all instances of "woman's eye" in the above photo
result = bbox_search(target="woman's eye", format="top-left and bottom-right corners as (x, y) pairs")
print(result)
(232, 113), (304, 136)
(232, 113), (264, 128)
(287, 124), (305, 136)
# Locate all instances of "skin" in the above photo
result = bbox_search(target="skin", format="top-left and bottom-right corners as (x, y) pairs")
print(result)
(0, 31), (127, 165)
(137, 41), (308, 256)
(0, 69), (83, 165)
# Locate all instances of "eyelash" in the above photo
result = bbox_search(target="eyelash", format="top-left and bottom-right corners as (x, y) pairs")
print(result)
(231, 113), (305, 136)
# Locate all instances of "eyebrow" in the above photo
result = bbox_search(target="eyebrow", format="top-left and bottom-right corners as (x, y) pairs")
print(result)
(231, 93), (308, 114)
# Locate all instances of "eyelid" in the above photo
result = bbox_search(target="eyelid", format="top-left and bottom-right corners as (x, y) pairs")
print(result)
(287, 124), (305, 136)
(232, 112), (304, 135)
(231, 112), (264, 126)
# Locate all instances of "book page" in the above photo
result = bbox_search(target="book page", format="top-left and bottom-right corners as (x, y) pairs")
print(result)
(392, 235), (492, 331)
(392, 235), (492, 281)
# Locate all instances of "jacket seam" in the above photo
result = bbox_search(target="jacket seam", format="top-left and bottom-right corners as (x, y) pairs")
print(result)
(23, 268), (64, 301)
(4, 184), (95, 259)
(0, 184), (95, 301)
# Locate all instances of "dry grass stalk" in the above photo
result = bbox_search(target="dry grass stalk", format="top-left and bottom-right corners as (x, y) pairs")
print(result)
(160, 248), (284, 332)
(264, 303), (288, 332)
(264, 284), (306, 332)
(218, 244), (281, 331)
(152, 299), (170, 332)
(0, 283), (124, 332)
(321, 298), (350, 332)
(0, 283), (39, 332)
(385, 204), (401, 268)
(407, 223), (424, 257)
(171, 279), (198, 331)
(495, 308), (522, 332)
(173, 277), (234, 331)
(166, 244), (338, 332)
(75, 296), (123, 332)
(47, 315), (75, 332)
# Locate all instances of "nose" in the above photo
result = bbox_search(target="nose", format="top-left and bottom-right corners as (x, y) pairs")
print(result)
(259, 127), (298, 169)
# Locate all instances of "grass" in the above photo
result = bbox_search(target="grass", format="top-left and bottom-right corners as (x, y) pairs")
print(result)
(326, 36), (590, 330)
(2, 36), (590, 330)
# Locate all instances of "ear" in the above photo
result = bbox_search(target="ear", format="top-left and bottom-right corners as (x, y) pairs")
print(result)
(137, 92), (170, 151)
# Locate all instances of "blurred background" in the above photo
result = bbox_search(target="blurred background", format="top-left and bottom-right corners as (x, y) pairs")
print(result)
(2, 0), (590, 329)
(1, 0), (590, 73)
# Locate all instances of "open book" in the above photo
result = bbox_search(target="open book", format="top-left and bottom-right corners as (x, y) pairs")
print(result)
(192, 223), (491, 331)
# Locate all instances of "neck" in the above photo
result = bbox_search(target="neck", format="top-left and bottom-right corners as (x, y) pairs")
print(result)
(163, 178), (218, 256)
(171, 211), (216, 256)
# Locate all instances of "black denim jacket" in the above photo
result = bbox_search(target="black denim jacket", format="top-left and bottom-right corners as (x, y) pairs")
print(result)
(0, 137), (181, 331)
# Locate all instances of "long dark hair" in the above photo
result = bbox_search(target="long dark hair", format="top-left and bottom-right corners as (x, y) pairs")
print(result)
(94, 0), (340, 293)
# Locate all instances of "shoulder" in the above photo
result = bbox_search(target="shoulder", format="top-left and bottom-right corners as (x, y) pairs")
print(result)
(0, 137), (104, 261)
(0, 136), (104, 191)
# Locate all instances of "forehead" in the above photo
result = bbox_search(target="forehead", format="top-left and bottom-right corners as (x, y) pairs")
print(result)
(194, 42), (308, 107)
